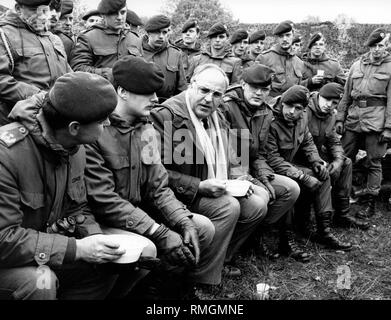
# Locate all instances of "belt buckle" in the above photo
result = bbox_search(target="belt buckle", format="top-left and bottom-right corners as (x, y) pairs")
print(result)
(358, 100), (367, 108)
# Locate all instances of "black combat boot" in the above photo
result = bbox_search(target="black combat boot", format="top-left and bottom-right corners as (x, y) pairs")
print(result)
(278, 228), (311, 263)
(333, 197), (370, 230)
(316, 211), (352, 251)
(356, 195), (377, 219)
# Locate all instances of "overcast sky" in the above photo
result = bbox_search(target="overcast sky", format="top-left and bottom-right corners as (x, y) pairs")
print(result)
(1, 0), (390, 24)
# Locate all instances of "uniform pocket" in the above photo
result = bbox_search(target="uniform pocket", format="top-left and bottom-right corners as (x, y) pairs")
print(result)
(369, 73), (390, 95)
(67, 176), (87, 204)
(20, 191), (45, 210)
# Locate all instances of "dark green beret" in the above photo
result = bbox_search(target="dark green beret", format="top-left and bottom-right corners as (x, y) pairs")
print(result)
(308, 32), (323, 49)
(207, 22), (229, 38)
(242, 64), (274, 87)
(248, 30), (266, 44)
(16, 0), (51, 6)
(48, 72), (117, 123)
(113, 56), (165, 94)
(97, 0), (126, 15)
(365, 28), (387, 47)
(319, 82), (344, 100)
(82, 9), (101, 21)
(145, 14), (171, 32)
(60, 0), (73, 17)
(292, 34), (302, 45)
(273, 20), (294, 36)
(230, 29), (248, 45)
(126, 10), (143, 26)
(281, 85), (309, 106)
(182, 19), (199, 33)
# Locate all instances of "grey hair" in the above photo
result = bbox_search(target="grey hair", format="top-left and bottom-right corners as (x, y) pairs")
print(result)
(190, 63), (229, 90)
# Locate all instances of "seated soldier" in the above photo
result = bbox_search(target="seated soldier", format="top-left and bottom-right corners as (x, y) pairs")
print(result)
(151, 64), (271, 283)
(84, 56), (215, 298)
(222, 64), (310, 262)
(0, 72), (155, 300)
(266, 85), (352, 251)
(307, 82), (369, 230)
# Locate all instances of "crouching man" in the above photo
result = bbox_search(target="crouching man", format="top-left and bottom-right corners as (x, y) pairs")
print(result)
(265, 85), (352, 250)
(307, 83), (369, 230)
(0, 72), (154, 300)
(84, 56), (215, 298)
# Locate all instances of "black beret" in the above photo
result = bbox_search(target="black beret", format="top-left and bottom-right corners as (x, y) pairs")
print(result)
(182, 19), (199, 33)
(292, 34), (302, 45)
(273, 20), (294, 36)
(82, 9), (101, 21)
(281, 85), (310, 107)
(145, 14), (171, 32)
(242, 64), (274, 87)
(230, 29), (248, 45)
(113, 56), (165, 94)
(319, 82), (344, 100)
(16, 0), (51, 6)
(48, 72), (117, 123)
(365, 28), (387, 47)
(60, 0), (73, 17)
(248, 30), (266, 44)
(126, 10), (143, 26)
(207, 22), (229, 38)
(49, 0), (61, 12)
(308, 32), (323, 49)
(98, 0), (126, 15)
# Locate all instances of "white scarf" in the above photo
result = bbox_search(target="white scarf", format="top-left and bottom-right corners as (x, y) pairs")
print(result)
(185, 91), (228, 180)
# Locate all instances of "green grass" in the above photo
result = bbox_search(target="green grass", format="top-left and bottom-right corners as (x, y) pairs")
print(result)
(198, 201), (391, 300)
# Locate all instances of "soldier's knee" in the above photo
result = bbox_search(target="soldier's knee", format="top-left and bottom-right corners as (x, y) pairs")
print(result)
(192, 213), (215, 247)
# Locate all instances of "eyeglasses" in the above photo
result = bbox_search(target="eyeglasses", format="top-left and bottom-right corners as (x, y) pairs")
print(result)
(194, 82), (224, 99)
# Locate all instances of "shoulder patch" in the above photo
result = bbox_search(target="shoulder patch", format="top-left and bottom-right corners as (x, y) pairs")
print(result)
(0, 122), (29, 148)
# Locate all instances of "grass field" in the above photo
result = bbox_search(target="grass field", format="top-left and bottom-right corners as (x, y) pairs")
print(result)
(197, 199), (391, 300)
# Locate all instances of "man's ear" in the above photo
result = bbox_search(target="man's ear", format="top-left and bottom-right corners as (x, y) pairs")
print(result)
(117, 86), (127, 100)
(68, 121), (81, 136)
(240, 80), (246, 90)
(15, 4), (21, 14)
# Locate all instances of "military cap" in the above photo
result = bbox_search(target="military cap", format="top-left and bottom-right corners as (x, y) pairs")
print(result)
(281, 85), (310, 106)
(207, 22), (229, 38)
(60, 0), (73, 17)
(182, 19), (199, 33)
(273, 20), (294, 36)
(82, 9), (101, 21)
(308, 32), (323, 49)
(365, 28), (387, 47)
(126, 10), (143, 26)
(144, 15), (171, 32)
(248, 30), (266, 44)
(113, 56), (165, 94)
(97, 0), (126, 15)
(230, 29), (248, 45)
(242, 64), (274, 87)
(292, 34), (302, 45)
(319, 82), (344, 100)
(48, 72), (117, 123)
(16, 0), (51, 6)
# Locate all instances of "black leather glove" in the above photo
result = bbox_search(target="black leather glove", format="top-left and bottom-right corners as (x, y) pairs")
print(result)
(287, 170), (322, 190)
(327, 158), (344, 180)
(380, 129), (391, 143)
(150, 224), (196, 267)
(335, 121), (344, 135)
(313, 161), (329, 181)
(176, 218), (200, 264)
